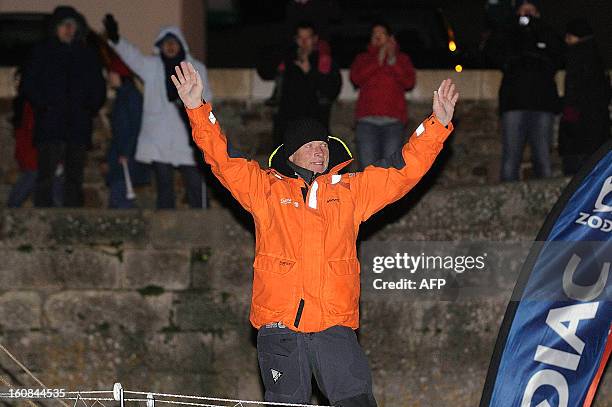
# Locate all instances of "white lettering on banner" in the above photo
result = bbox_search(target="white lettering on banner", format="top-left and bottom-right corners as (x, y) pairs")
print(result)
(522, 300), (600, 403)
(575, 176), (612, 232)
(534, 345), (581, 371)
(594, 176), (612, 212)
(562, 254), (610, 301)
(546, 303), (599, 355)
(521, 369), (569, 407)
(575, 212), (612, 233)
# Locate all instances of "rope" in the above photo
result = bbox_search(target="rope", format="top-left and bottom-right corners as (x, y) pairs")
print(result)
(57, 398), (332, 407)
(124, 390), (334, 407)
(0, 341), (335, 407)
(0, 375), (38, 407)
(0, 342), (73, 407)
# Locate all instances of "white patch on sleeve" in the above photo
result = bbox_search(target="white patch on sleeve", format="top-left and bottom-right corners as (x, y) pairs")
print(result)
(308, 181), (319, 209)
(331, 174), (342, 184)
(208, 111), (217, 124)
(416, 123), (425, 137)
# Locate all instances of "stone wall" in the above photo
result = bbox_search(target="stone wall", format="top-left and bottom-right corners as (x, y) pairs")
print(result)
(3, 177), (609, 406)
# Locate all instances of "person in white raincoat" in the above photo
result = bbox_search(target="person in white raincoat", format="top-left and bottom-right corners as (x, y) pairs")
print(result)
(104, 14), (212, 208)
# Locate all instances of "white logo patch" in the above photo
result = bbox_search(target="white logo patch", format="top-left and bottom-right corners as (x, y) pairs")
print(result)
(416, 123), (425, 137)
(271, 369), (283, 383)
(574, 175), (612, 233)
(331, 174), (342, 184)
(208, 111), (217, 124)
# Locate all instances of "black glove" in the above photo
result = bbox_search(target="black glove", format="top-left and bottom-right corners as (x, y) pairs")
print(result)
(103, 14), (119, 44)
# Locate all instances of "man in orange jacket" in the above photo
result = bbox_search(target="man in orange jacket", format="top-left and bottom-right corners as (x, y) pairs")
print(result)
(172, 62), (458, 406)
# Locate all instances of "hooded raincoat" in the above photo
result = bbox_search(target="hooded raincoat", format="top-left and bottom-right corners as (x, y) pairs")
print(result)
(111, 26), (212, 166)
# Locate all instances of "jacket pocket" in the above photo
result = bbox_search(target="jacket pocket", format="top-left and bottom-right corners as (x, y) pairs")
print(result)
(252, 254), (297, 317)
(253, 254), (296, 276)
(324, 258), (360, 316)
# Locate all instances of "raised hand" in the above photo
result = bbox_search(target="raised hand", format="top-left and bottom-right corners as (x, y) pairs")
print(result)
(170, 61), (204, 109)
(433, 79), (459, 127)
(103, 14), (119, 43)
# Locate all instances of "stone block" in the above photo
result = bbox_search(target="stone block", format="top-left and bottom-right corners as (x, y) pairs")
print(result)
(46, 210), (149, 246)
(0, 209), (149, 247)
(0, 331), (47, 374)
(172, 291), (243, 332)
(0, 291), (41, 331)
(123, 249), (191, 290)
(0, 248), (121, 289)
(145, 332), (213, 373)
(44, 291), (170, 334)
(149, 208), (254, 250)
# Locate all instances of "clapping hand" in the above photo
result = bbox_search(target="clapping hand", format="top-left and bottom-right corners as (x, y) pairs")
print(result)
(433, 79), (459, 126)
(170, 61), (204, 109)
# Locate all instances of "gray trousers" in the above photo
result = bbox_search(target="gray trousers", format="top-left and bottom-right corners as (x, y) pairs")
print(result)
(257, 325), (377, 406)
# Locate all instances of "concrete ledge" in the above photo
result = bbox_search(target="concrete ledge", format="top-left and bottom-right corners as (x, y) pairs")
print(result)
(0, 67), (572, 101)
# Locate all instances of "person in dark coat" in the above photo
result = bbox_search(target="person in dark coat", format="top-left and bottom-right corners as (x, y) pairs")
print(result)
(21, 5), (106, 207)
(273, 21), (342, 146)
(485, 0), (564, 182)
(105, 55), (146, 208)
(559, 18), (611, 175)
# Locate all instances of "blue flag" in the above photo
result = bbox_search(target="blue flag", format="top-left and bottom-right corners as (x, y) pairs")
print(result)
(480, 140), (612, 407)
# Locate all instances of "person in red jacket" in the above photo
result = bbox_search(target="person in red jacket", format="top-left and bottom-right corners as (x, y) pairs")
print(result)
(350, 20), (416, 169)
(7, 71), (63, 208)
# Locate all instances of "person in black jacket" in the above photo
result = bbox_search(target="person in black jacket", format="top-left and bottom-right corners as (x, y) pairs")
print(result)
(21, 6), (106, 207)
(273, 21), (342, 146)
(485, 0), (564, 182)
(559, 18), (611, 175)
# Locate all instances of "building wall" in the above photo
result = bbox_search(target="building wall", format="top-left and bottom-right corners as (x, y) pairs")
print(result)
(0, 0), (204, 59)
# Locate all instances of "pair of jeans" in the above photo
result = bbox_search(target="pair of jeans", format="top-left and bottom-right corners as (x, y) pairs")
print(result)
(34, 142), (86, 207)
(500, 110), (554, 182)
(152, 161), (207, 209)
(257, 325), (377, 406)
(355, 120), (405, 169)
(7, 170), (63, 208)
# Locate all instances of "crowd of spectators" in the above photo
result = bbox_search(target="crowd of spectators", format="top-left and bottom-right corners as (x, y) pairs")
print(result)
(6, 0), (611, 209)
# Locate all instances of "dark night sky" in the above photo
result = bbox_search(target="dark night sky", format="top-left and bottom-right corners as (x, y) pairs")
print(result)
(232, 0), (612, 67)
(435, 0), (611, 67)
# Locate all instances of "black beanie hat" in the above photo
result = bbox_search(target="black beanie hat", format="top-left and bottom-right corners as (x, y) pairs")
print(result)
(566, 18), (593, 38)
(283, 118), (329, 158)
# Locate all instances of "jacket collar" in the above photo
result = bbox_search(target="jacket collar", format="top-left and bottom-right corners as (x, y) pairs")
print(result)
(269, 158), (353, 184)
(268, 136), (353, 181)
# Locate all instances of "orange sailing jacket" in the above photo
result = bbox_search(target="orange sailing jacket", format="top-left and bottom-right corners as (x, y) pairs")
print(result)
(186, 103), (453, 333)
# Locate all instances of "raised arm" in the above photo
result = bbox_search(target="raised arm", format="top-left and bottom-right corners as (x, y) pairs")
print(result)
(104, 14), (148, 78)
(354, 79), (458, 222)
(171, 62), (269, 214)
